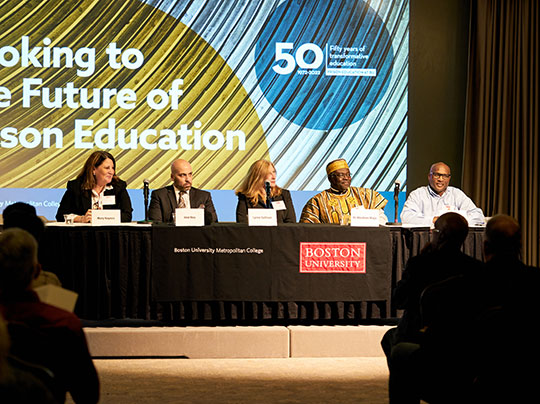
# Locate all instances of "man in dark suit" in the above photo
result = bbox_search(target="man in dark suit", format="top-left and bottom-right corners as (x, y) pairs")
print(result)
(148, 159), (218, 224)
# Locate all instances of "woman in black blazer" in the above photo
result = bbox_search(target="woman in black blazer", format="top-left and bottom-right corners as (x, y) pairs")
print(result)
(235, 159), (296, 223)
(56, 151), (133, 222)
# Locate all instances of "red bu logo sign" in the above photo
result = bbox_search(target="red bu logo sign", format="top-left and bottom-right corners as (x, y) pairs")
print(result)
(299, 242), (366, 273)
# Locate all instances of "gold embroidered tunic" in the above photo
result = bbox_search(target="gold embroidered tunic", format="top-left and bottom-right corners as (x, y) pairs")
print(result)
(299, 187), (388, 225)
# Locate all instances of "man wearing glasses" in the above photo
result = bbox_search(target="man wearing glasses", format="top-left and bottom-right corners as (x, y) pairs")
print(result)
(300, 158), (388, 225)
(401, 162), (485, 226)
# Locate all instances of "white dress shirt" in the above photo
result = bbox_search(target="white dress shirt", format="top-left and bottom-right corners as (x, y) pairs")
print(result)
(401, 185), (485, 226)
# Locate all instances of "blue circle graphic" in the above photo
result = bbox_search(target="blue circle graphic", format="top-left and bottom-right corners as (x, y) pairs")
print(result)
(255, 0), (394, 131)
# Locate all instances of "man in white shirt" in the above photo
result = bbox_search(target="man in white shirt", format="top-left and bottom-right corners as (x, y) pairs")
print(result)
(148, 159), (218, 224)
(401, 162), (485, 226)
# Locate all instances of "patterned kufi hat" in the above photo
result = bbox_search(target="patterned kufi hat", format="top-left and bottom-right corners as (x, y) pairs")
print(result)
(326, 159), (349, 175)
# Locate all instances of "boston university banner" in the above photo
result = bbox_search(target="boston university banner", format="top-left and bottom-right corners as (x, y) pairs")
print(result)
(151, 224), (391, 302)
(300, 242), (367, 273)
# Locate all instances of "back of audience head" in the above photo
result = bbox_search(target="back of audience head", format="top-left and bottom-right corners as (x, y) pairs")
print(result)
(484, 214), (521, 261)
(2, 202), (36, 217)
(0, 228), (39, 299)
(431, 212), (469, 251)
(2, 203), (45, 245)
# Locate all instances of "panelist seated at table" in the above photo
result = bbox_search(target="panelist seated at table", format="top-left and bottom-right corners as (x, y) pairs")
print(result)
(300, 159), (388, 225)
(400, 162), (485, 226)
(235, 159), (296, 223)
(148, 159), (218, 224)
(56, 151), (133, 223)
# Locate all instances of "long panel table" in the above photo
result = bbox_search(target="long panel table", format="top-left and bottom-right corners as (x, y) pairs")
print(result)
(37, 223), (485, 324)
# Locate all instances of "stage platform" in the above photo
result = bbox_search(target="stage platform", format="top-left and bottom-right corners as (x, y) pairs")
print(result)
(85, 325), (393, 359)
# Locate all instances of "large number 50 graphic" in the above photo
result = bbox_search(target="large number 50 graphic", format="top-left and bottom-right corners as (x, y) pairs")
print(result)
(272, 42), (324, 75)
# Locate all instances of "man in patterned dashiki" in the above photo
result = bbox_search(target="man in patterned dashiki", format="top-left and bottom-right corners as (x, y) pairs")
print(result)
(299, 159), (388, 225)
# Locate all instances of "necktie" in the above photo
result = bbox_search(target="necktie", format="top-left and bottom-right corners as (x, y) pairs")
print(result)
(178, 192), (186, 208)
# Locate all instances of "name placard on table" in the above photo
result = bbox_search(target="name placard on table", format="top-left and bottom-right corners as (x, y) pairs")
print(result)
(248, 208), (277, 226)
(91, 209), (121, 225)
(351, 207), (380, 227)
(175, 208), (204, 226)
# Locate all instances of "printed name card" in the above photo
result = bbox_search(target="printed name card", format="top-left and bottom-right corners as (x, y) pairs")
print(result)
(102, 195), (116, 206)
(272, 200), (286, 210)
(248, 209), (277, 226)
(175, 208), (204, 226)
(350, 207), (379, 227)
(91, 209), (121, 225)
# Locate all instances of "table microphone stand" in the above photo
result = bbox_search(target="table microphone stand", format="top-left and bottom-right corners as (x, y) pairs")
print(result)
(138, 180), (152, 224)
(386, 182), (401, 225)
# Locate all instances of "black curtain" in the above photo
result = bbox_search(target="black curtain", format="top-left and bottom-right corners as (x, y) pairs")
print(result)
(463, 0), (539, 266)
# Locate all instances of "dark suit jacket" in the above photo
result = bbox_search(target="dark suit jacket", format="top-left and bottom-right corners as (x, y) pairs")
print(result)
(56, 178), (133, 222)
(148, 185), (218, 224)
(236, 189), (296, 223)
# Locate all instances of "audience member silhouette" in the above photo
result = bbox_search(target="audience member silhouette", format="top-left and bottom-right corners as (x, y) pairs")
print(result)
(386, 214), (540, 403)
(470, 214), (540, 402)
(2, 201), (37, 219)
(2, 202), (61, 288)
(382, 212), (483, 358)
(0, 311), (58, 403)
(0, 228), (99, 403)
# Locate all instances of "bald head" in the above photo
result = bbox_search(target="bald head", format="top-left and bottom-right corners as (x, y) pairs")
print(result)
(170, 159), (193, 191)
(430, 162), (450, 173)
(484, 214), (522, 260)
(171, 159), (191, 174)
(433, 212), (469, 251)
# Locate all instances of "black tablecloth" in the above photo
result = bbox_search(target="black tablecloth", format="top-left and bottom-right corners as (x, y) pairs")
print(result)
(39, 226), (152, 320)
(152, 224), (391, 302)
(37, 224), (485, 324)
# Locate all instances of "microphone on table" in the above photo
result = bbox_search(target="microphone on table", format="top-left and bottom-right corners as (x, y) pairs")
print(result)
(386, 180), (402, 225)
(393, 180), (401, 224)
(264, 180), (273, 208)
(143, 179), (150, 222)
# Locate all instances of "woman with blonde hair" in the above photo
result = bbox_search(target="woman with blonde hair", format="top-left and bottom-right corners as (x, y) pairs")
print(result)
(56, 150), (132, 222)
(235, 159), (296, 223)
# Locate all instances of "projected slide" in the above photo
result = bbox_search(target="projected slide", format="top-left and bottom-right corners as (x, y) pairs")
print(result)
(0, 0), (408, 220)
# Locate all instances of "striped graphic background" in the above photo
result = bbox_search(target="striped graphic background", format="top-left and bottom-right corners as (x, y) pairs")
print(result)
(0, 0), (408, 191)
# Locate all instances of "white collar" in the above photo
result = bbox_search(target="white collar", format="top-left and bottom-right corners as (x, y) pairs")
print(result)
(92, 184), (113, 197)
(428, 185), (448, 198)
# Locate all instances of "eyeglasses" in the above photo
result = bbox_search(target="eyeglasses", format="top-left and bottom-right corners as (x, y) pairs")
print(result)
(430, 172), (451, 179)
(332, 171), (352, 179)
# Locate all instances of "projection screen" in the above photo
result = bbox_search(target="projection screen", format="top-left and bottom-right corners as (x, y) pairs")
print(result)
(0, 0), (409, 220)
